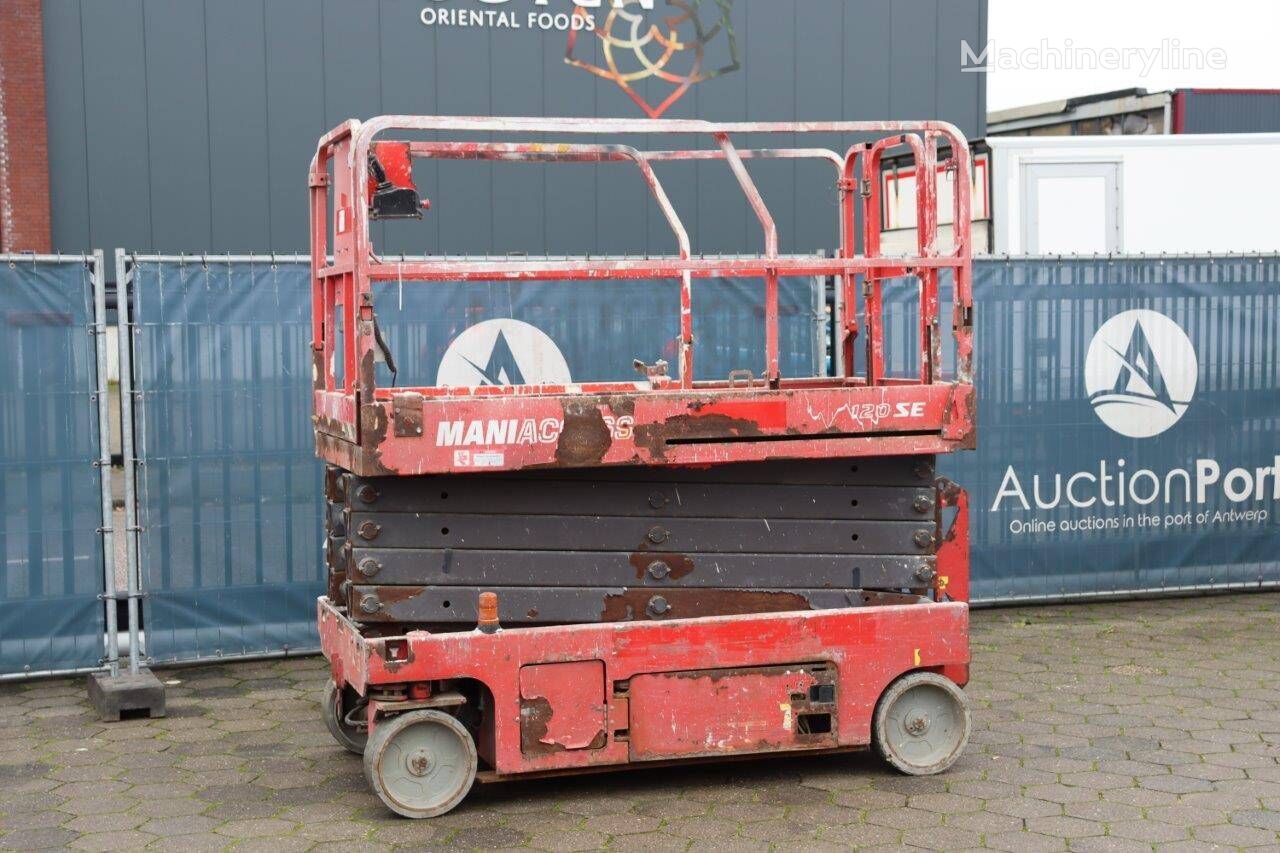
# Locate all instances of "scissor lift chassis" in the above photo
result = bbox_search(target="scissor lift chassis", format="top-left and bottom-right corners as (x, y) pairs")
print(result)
(311, 116), (976, 818)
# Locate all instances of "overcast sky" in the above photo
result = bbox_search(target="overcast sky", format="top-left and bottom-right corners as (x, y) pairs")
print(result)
(984, 0), (1280, 111)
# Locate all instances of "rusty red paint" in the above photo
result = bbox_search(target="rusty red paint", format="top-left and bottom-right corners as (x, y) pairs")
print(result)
(310, 116), (973, 476)
(332, 384), (971, 477)
(629, 664), (838, 760)
(313, 116), (975, 795)
(519, 661), (609, 756)
(318, 595), (969, 776)
(935, 479), (971, 607)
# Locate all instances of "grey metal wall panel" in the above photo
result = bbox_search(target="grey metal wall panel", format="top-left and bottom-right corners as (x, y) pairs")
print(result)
(41, 1), (90, 251)
(889, 0), (937, 121)
(142, 0), (212, 252)
(45, 0), (985, 255)
(490, 25), (545, 256)
(207, 0), (271, 250)
(744, 3), (795, 254)
(322, 0), (384, 127)
(542, 23), (597, 256)
(79, 0), (152, 253)
(794, 0), (845, 254)
(693, 10), (750, 256)
(1181, 91), (1280, 134)
(265, 0), (327, 252)
(436, 26), (494, 255)
(844, 1), (891, 120)
(937, 0), (985, 138)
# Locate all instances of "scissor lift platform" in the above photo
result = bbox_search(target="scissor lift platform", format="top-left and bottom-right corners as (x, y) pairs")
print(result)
(311, 115), (976, 818)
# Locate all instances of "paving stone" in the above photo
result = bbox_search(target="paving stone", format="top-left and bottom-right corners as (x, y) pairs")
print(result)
(1191, 822), (1280, 847)
(63, 813), (146, 833)
(139, 815), (222, 837)
(68, 831), (156, 852)
(985, 829), (1070, 852)
(214, 818), (298, 838)
(0, 827), (80, 849)
(369, 822), (439, 846)
(1067, 836), (1160, 853)
(864, 806), (944, 829)
(1232, 808), (1280, 831)
(227, 837), (315, 853)
(900, 825), (983, 849)
(1109, 819), (1191, 843)
(147, 831), (227, 852)
(448, 825), (528, 848)
(0, 810), (70, 831)
(1026, 815), (1106, 839)
(603, 830), (690, 852)
(526, 829), (609, 851)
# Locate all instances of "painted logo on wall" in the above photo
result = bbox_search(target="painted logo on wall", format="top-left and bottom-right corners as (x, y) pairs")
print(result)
(1084, 310), (1198, 439)
(566, 0), (739, 118)
(436, 318), (572, 387)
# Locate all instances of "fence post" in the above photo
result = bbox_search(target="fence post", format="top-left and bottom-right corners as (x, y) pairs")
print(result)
(90, 250), (121, 678)
(86, 249), (166, 721)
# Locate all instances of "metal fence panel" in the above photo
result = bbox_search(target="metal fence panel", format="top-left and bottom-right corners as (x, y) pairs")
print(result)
(127, 252), (1280, 661)
(369, 274), (824, 387)
(129, 256), (824, 663)
(0, 256), (106, 676)
(130, 258), (321, 664)
(902, 256), (1280, 602)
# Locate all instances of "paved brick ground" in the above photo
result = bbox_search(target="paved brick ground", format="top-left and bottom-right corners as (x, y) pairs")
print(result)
(2, 593), (1279, 851)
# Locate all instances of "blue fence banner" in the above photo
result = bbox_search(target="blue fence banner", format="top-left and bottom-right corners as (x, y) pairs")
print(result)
(938, 256), (1280, 601)
(0, 257), (105, 675)
(130, 259), (322, 664)
(125, 253), (1280, 665)
(128, 256), (823, 663)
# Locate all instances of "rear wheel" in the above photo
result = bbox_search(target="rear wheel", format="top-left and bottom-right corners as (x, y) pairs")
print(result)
(364, 709), (477, 819)
(322, 679), (367, 755)
(873, 671), (970, 775)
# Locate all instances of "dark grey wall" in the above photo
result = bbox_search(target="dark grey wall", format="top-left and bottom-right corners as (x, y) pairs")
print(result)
(1180, 91), (1280, 134)
(44, 0), (986, 255)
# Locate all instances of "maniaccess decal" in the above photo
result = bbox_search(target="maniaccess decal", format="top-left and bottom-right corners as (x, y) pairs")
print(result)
(433, 318), (633, 468)
(991, 309), (1277, 535)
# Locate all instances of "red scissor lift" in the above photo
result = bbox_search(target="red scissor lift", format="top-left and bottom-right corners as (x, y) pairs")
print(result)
(312, 116), (976, 818)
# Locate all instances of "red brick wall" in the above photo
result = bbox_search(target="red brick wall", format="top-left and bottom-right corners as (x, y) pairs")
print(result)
(0, 0), (52, 252)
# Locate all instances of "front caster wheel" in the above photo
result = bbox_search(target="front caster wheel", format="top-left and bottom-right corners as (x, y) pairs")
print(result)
(873, 671), (970, 775)
(364, 709), (477, 819)
(322, 679), (367, 755)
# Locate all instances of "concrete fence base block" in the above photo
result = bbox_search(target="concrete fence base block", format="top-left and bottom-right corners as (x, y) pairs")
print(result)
(87, 669), (166, 722)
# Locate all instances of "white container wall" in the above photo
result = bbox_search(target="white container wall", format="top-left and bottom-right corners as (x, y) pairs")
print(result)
(987, 134), (1280, 255)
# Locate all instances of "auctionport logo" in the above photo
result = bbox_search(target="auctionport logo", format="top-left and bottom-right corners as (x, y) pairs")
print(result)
(436, 318), (572, 388)
(1084, 310), (1197, 439)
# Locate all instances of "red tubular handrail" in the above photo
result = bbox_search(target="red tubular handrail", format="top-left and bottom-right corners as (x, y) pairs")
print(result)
(309, 116), (972, 408)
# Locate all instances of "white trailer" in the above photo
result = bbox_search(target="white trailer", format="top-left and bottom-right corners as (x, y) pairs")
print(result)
(881, 133), (1280, 255)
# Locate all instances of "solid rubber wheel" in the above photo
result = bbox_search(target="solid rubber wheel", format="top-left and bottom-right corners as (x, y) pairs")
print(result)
(322, 679), (367, 755)
(364, 709), (477, 819)
(873, 671), (970, 775)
